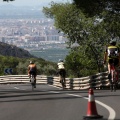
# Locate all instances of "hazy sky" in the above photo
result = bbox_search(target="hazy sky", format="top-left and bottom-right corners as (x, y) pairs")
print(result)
(0, 0), (72, 6)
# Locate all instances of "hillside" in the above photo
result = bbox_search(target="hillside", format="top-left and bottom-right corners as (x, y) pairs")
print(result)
(0, 42), (36, 58)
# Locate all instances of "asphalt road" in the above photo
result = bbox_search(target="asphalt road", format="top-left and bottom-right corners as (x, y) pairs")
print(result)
(0, 83), (120, 120)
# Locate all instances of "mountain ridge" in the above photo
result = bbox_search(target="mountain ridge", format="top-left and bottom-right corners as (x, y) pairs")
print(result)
(0, 42), (36, 58)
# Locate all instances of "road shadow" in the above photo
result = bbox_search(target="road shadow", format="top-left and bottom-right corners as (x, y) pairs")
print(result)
(0, 92), (83, 103)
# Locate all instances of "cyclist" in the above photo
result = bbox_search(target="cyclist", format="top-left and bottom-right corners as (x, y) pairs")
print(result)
(28, 60), (37, 88)
(103, 39), (120, 84)
(57, 59), (66, 87)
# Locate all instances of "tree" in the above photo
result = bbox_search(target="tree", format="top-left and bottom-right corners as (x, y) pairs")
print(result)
(43, 2), (97, 46)
(73, 0), (120, 17)
(42, 0), (119, 76)
(43, 2), (107, 76)
(43, 1), (119, 49)
(3, 0), (14, 2)
(72, 0), (120, 41)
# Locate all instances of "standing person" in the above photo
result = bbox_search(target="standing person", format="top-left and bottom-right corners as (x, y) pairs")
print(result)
(28, 60), (37, 88)
(103, 40), (120, 81)
(57, 59), (66, 87)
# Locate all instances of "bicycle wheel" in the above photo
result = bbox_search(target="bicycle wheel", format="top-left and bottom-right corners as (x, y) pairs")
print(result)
(108, 73), (112, 91)
(30, 75), (35, 91)
(110, 64), (117, 92)
(113, 83), (116, 92)
(109, 81), (113, 92)
(32, 83), (34, 91)
(113, 71), (117, 92)
(61, 78), (65, 89)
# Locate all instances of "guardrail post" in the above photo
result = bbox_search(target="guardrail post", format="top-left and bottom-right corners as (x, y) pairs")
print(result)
(47, 76), (53, 85)
(69, 78), (73, 89)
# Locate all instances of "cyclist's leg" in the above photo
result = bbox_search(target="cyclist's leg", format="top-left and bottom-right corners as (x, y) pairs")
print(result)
(115, 68), (119, 89)
(59, 70), (65, 88)
(63, 69), (66, 87)
(108, 64), (111, 75)
(113, 59), (119, 91)
(107, 60), (112, 89)
(114, 58), (119, 80)
(108, 59), (117, 82)
(111, 65), (114, 82)
(29, 71), (32, 82)
(108, 59), (114, 90)
(59, 70), (62, 83)
(34, 72), (36, 81)
(33, 72), (36, 88)
(108, 59), (112, 79)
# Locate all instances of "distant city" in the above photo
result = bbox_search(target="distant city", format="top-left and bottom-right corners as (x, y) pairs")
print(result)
(0, 5), (69, 62)
(0, 18), (67, 51)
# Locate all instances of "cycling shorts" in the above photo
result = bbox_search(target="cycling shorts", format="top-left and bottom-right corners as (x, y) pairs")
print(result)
(29, 71), (36, 76)
(108, 58), (119, 66)
(58, 69), (66, 77)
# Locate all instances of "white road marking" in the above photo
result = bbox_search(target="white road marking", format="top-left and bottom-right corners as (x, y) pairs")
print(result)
(95, 100), (116, 120)
(14, 87), (26, 90)
(66, 93), (116, 120)
(13, 85), (116, 119)
(14, 87), (19, 89)
(50, 85), (116, 119)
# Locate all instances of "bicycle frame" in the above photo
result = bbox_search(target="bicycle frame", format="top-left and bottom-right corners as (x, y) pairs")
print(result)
(30, 74), (35, 90)
(110, 64), (118, 82)
(59, 70), (66, 89)
(110, 64), (119, 91)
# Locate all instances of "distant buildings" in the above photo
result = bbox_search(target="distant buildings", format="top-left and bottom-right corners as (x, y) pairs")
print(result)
(0, 18), (68, 51)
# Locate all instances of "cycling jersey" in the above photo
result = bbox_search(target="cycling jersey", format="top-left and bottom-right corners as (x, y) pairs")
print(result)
(28, 64), (37, 75)
(57, 62), (65, 69)
(105, 45), (120, 66)
(106, 46), (119, 59)
(57, 62), (66, 77)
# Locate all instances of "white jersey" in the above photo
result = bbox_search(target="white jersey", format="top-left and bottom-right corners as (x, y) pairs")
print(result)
(57, 62), (65, 69)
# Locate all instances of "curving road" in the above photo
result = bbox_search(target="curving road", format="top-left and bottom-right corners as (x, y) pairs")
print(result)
(0, 84), (120, 120)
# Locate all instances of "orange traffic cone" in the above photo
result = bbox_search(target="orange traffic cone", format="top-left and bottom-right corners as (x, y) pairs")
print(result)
(83, 88), (103, 119)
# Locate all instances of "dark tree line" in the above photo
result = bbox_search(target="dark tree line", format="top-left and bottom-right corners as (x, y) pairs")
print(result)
(3, 0), (14, 2)
(73, 0), (120, 17)
(0, 55), (57, 76)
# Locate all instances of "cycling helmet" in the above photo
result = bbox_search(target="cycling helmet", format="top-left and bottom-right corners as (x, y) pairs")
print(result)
(59, 59), (63, 62)
(110, 39), (116, 44)
(30, 61), (34, 64)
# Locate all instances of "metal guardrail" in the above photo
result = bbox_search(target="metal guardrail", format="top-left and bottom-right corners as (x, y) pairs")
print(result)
(0, 75), (49, 84)
(0, 71), (120, 90)
(53, 71), (111, 90)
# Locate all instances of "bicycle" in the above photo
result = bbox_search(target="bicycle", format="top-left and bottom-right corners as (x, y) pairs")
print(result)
(59, 70), (66, 89)
(109, 63), (119, 92)
(30, 74), (36, 91)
